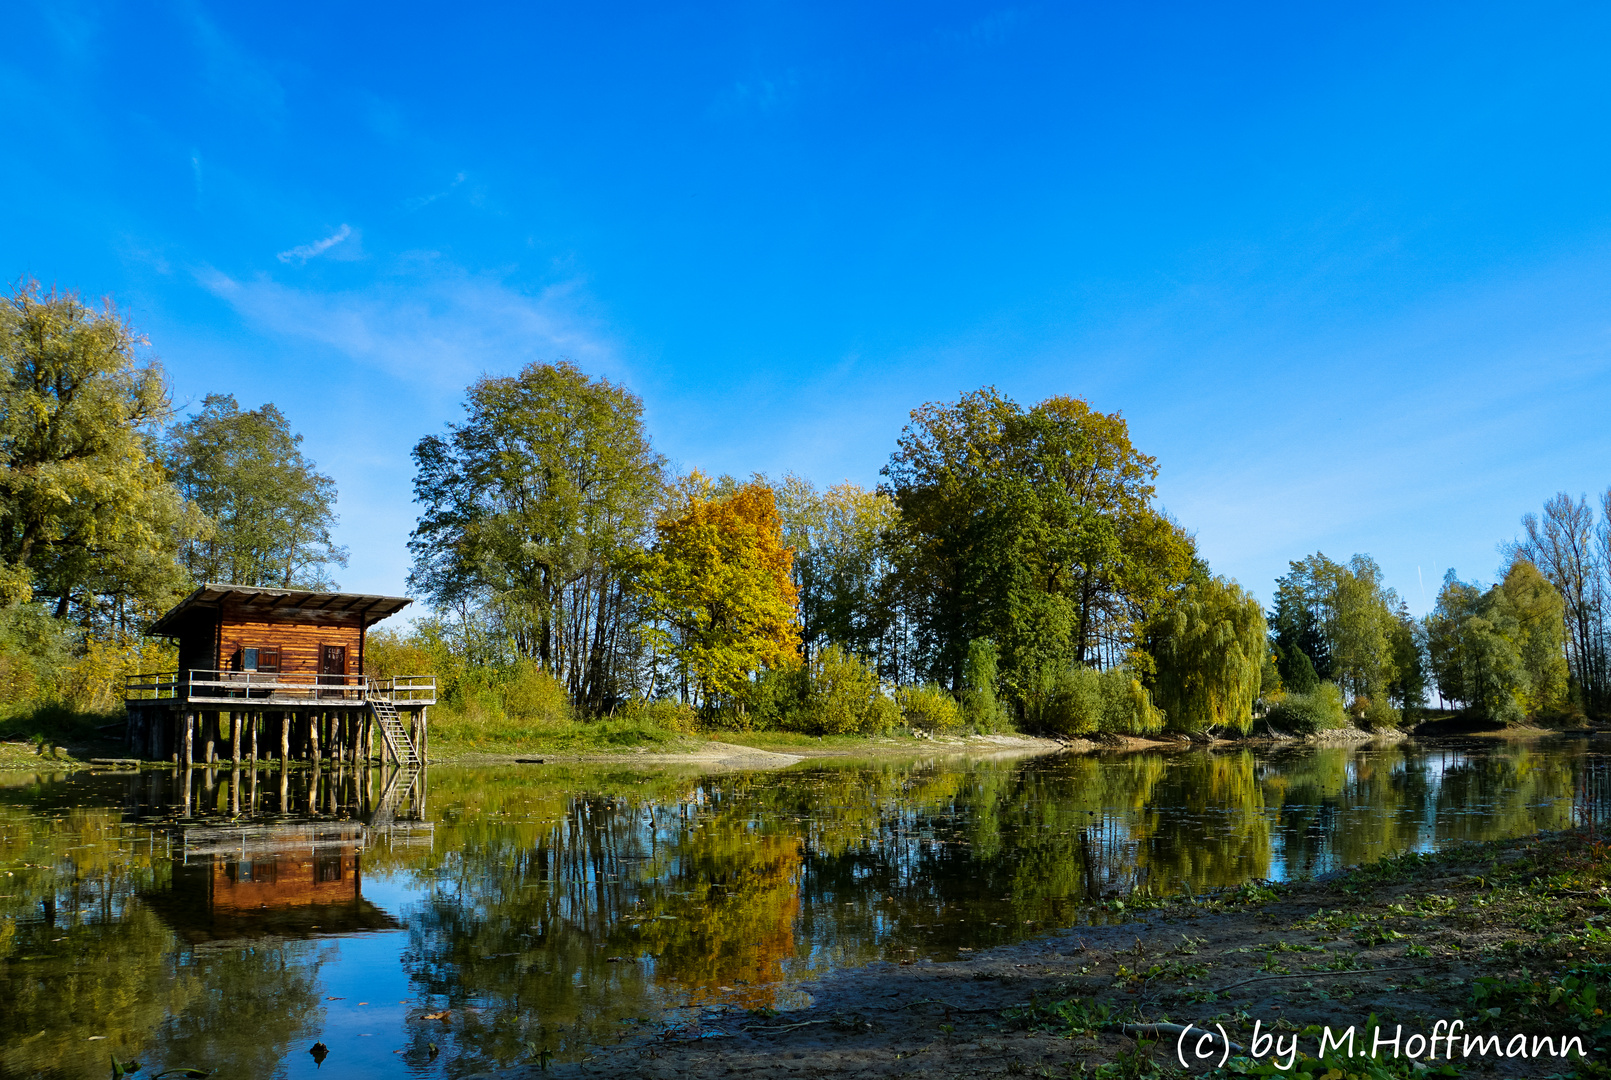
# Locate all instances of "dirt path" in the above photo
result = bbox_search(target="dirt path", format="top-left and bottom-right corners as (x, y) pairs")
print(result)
(473, 828), (1608, 1079)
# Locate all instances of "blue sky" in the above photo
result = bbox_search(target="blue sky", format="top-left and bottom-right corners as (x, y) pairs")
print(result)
(5, 1), (1610, 613)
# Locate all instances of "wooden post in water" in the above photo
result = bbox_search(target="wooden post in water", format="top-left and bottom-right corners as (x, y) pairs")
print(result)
(182, 712), (194, 767)
(279, 713), (290, 762)
(309, 711), (320, 762)
(230, 767), (240, 815)
(248, 712), (257, 764)
(278, 760), (288, 813)
(180, 766), (193, 817)
(230, 711), (241, 766)
(204, 712), (216, 765)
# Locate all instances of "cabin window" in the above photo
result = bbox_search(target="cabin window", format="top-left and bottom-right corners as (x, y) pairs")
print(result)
(236, 647), (281, 673)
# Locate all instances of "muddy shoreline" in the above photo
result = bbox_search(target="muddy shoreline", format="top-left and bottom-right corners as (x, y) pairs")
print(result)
(474, 827), (1607, 1079)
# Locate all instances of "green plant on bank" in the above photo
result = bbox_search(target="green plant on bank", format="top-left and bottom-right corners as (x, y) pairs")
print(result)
(896, 682), (963, 733)
(960, 638), (1012, 733)
(1025, 662), (1161, 738)
(1264, 682), (1349, 735)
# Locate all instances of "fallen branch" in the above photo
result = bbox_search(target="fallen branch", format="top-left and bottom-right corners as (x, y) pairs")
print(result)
(1211, 964), (1426, 995)
(742, 1019), (830, 1034)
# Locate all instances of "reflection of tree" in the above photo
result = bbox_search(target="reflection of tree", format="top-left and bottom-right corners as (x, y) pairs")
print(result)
(1, 742), (1601, 1078)
(0, 777), (339, 1079)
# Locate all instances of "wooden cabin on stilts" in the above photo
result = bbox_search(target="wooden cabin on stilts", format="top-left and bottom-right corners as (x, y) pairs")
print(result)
(125, 585), (434, 771)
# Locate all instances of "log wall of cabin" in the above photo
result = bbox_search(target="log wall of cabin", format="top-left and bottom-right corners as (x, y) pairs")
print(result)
(215, 601), (364, 677)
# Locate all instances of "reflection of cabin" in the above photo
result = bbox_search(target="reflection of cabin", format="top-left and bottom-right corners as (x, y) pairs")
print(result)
(145, 821), (401, 943)
(125, 584), (435, 768)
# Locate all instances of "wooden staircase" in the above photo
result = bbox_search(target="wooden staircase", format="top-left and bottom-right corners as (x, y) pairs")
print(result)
(369, 697), (420, 768)
(370, 764), (421, 828)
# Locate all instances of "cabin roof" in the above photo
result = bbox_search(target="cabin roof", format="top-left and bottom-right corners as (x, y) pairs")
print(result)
(149, 583), (412, 636)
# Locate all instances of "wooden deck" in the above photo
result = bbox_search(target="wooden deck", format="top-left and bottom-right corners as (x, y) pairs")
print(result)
(126, 671), (436, 707)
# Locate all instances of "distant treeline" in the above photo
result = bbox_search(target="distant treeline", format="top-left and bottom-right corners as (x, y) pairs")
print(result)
(0, 279), (1599, 738)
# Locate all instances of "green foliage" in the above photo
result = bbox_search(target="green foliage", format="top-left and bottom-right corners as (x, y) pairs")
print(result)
(959, 638), (1010, 732)
(793, 645), (898, 736)
(1280, 643), (1321, 694)
(615, 697), (699, 734)
(775, 475), (898, 667)
(1148, 576), (1265, 735)
(410, 360), (665, 712)
(1025, 663), (1161, 737)
(1427, 559), (1570, 724)
(0, 279), (197, 625)
(896, 682), (963, 733)
(164, 393), (346, 589)
(1385, 610), (1429, 720)
(1270, 553), (1407, 712)
(881, 389), (1195, 696)
(1265, 682), (1349, 734)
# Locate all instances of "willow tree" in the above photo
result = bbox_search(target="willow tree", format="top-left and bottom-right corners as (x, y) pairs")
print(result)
(409, 361), (665, 711)
(0, 280), (194, 627)
(1147, 576), (1266, 735)
(637, 475), (799, 711)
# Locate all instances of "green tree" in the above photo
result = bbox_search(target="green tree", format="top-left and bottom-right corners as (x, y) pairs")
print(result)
(1424, 564), (1568, 725)
(1269, 552), (1401, 717)
(1385, 604), (1429, 718)
(880, 388), (1193, 697)
(409, 362), (665, 711)
(0, 280), (194, 627)
(1497, 558), (1570, 719)
(1268, 553), (1344, 687)
(164, 394), (347, 589)
(1147, 576), (1266, 735)
(775, 475), (898, 666)
(1510, 494), (1604, 715)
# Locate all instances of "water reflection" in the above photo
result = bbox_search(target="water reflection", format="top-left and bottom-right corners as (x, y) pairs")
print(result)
(0, 739), (1604, 1078)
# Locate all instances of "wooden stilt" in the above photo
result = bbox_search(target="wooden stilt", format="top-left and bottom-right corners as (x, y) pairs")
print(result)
(309, 711), (320, 762)
(204, 712), (216, 765)
(279, 712), (290, 762)
(230, 711), (241, 766)
(182, 712), (194, 767)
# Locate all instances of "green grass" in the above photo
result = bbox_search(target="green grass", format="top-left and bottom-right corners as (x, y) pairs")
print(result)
(428, 712), (692, 755)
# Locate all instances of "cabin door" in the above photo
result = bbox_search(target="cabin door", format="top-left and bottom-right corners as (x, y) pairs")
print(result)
(320, 645), (346, 691)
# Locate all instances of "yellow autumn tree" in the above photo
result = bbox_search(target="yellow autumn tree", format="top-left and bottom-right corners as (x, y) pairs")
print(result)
(639, 474), (800, 711)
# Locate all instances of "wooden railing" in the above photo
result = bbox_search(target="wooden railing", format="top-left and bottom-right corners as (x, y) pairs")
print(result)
(125, 671), (436, 706)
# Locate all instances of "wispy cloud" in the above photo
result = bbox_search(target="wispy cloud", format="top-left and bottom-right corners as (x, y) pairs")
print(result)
(402, 173), (467, 213)
(193, 261), (619, 390)
(277, 224), (353, 264)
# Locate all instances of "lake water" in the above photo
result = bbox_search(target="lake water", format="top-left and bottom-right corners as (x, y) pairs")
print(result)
(2, 737), (1605, 1078)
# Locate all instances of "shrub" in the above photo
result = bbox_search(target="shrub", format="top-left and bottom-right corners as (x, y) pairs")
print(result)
(1264, 681), (1349, 734)
(794, 645), (898, 736)
(1359, 695), (1401, 731)
(960, 638), (1010, 733)
(616, 697), (698, 733)
(1027, 664), (1162, 737)
(745, 662), (808, 729)
(501, 660), (572, 725)
(897, 683), (963, 733)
